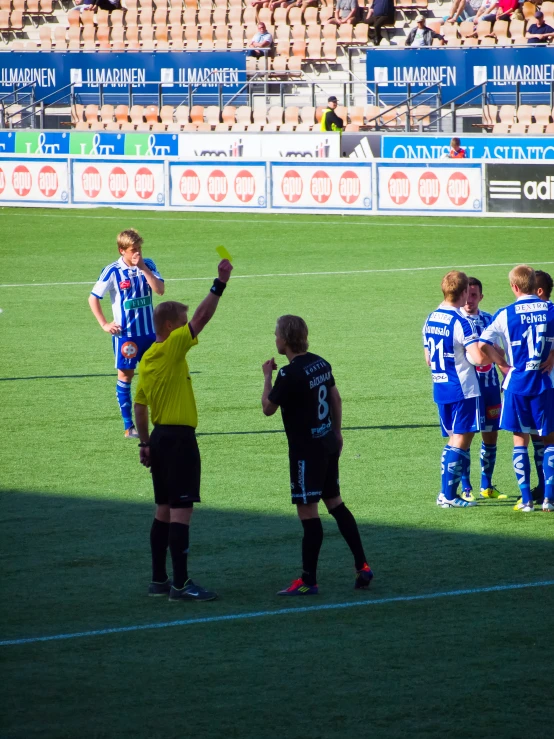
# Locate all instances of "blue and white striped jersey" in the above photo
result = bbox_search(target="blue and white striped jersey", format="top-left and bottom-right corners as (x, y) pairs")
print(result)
(91, 256), (163, 338)
(480, 295), (554, 396)
(460, 308), (501, 393)
(422, 305), (481, 404)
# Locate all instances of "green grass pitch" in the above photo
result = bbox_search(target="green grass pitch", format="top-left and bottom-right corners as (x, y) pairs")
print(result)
(1, 208), (553, 739)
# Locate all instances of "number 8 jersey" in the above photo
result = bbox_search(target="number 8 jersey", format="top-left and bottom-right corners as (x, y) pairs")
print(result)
(422, 305), (481, 404)
(480, 295), (554, 396)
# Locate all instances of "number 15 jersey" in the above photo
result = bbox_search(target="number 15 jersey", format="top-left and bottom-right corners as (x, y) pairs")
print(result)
(422, 305), (481, 404)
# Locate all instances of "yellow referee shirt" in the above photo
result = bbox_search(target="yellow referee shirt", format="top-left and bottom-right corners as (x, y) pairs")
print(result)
(134, 324), (199, 427)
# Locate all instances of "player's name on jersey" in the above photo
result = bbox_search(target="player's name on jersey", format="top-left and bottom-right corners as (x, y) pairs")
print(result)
(309, 371), (332, 390)
(123, 296), (152, 310)
(426, 324), (450, 337)
(429, 311), (453, 325)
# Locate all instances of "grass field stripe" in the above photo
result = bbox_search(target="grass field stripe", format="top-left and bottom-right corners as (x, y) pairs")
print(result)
(2, 212), (554, 230)
(2, 262), (554, 289)
(2, 579), (553, 648)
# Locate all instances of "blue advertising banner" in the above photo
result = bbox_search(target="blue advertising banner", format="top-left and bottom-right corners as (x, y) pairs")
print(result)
(367, 47), (554, 104)
(0, 131), (16, 153)
(382, 135), (554, 160)
(0, 51), (247, 103)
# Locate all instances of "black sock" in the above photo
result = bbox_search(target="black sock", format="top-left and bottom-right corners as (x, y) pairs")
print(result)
(301, 517), (323, 586)
(169, 522), (190, 589)
(329, 503), (367, 571)
(150, 518), (169, 583)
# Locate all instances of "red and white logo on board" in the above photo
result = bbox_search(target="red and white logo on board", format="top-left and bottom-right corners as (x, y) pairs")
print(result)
(38, 165), (58, 198)
(179, 169), (200, 202)
(234, 170), (255, 203)
(447, 171), (470, 206)
(135, 167), (154, 200)
(418, 171), (440, 206)
(282, 170), (302, 203)
(0, 167), (5, 196)
(310, 170), (332, 204)
(12, 165), (32, 197)
(388, 171), (410, 205)
(82, 166), (101, 198)
(109, 166), (128, 199)
(207, 170), (228, 202)
(339, 170), (361, 204)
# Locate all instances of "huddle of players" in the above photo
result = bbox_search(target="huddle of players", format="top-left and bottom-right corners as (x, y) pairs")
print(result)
(423, 266), (554, 512)
(89, 230), (372, 599)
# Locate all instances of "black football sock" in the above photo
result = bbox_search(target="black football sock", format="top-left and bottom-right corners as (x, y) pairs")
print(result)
(301, 517), (323, 586)
(169, 522), (190, 589)
(329, 503), (367, 571)
(150, 518), (170, 583)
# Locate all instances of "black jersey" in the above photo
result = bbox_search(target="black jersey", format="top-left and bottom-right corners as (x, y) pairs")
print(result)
(268, 352), (338, 451)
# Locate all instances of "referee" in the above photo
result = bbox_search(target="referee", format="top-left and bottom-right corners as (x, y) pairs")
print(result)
(134, 259), (232, 602)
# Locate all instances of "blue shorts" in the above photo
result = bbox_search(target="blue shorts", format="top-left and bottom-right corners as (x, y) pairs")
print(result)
(500, 389), (554, 437)
(112, 334), (155, 370)
(481, 386), (502, 433)
(438, 397), (483, 437)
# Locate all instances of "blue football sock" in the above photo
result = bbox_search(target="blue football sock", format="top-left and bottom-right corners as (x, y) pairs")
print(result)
(116, 379), (134, 430)
(460, 448), (472, 491)
(442, 446), (468, 501)
(440, 445), (451, 497)
(480, 443), (497, 490)
(513, 446), (531, 504)
(532, 439), (545, 491)
(544, 446), (554, 502)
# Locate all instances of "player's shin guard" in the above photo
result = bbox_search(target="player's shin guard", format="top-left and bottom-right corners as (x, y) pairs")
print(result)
(544, 446), (554, 502)
(329, 503), (367, 571)
(116, 379), (134, 430)
(442, 446), (467, 500)
(150, 518), (170, 583)
(513, 446), (531, 505)
(480, 443), (497, 490)
(460, 448), (472, 491)
(301, 518), (323, 586)
(533, 439), (545, 492)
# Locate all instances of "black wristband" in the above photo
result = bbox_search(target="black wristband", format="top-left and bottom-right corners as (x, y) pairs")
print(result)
(138, 442), (150, 448)
(210, 278), (227, 297)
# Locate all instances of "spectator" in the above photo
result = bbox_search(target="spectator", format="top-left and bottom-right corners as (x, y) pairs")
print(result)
(251, 0), (270, 10)
(405, 15), (446, 46)
(248, 21), (273, 57)
(320, 96), (344, 132)
(269, 0), (296, 11)
(526, 10), (554, 43)
(481, 0), (518, 24)
(469, 0), (498, 24)
(288, 0), (319, 12)
(69, 0), (94, 13)
(445, 0), (482, 22)
(328, 0), (360, 26)
(365, 0), (396, 46)
(449, 137), (466, 158)
(87, 0), (121, 10)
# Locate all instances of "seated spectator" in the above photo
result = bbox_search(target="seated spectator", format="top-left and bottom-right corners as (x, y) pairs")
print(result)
(87, 0), (121, 9)
(248, 21), (273, 57)
(69, 0), (94, 13)
(449, 137), (466, 158)
(320, 96), (344, 132)
(405, 15), (446, 46)
(328, 0), (361, 25)
(526, 10), (554, 42)
(469, 0), (498, 24)
(481, 0), (518, 24)
(288, 0), (319, 11)
(269, 0), (296, 10)
(365, 0), (395, 46)
(445, 0), (482, 22)
(251, 0), (270, 9)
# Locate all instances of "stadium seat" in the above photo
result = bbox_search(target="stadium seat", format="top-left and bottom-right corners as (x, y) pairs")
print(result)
(498, 105), (516, 124)
(482, 104), (498, 127)
(38, 24), (52, 49)
(236, 106), (253, 125)
(476, 21), (491, 37)
(516, 105), (533, 125)
(284, 106), (299, 125)
(527, 123), (545, 134)
(492, 122), (511, 133)
(510, 122), (527, 134)
(364, 104), (382, 128)
(411, 105), (431, 129)
(534, 105), (552, 125)
(190, 105), (205, 125)
(268, 105), (284, 124)
(130, 105), (146, 128)
(205, 106), (221, 126)
(522, 1), (536, 19)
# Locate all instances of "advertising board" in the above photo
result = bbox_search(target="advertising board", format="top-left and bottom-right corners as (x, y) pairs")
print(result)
(71, 159), (165, 206)
(178, 133), (341, 160)
(169, 161), (267, 207)
(270, 162), (372, 210)
(486, 162), (554, 214)
(0, 157), (68, 203)
(382, 136), (554, 161)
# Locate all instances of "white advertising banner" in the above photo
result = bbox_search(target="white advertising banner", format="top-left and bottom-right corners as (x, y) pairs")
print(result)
(377, 163), (483, 212)
(178, 133), (340, 160)
(0, 157), (69, 204)
(169, 162), (267, 208)
(271, 162), (372, 210)
(71, 159), (165, 206)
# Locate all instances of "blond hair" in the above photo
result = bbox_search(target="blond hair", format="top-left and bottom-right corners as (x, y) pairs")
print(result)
(509, 265), (536, 294)
(441, 271), (469, 302)
(153, 301), (188, 334)
(117, 229), (143, 252)
(276, 315), (309, 353)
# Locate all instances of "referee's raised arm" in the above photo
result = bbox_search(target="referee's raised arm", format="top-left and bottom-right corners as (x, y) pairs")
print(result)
(189, 258), (233, 336)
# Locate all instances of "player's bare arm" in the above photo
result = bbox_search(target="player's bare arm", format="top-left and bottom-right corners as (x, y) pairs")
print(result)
(134, 402), (151, 467)
(540, 349), (554, 375)
(88, 293), (121, 334)
(478, 341), (511, 375)
(261, 359), (279, 416)
(424, 347), (431, 367)
(132, 251), (165, 296)
(189, 259), (233, 336)
(328, 385), (343, 454)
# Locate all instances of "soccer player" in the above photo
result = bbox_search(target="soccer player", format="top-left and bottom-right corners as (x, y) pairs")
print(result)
(422, 271), (503, 508)
(88, 230), (164, 438)
(134, 259), (233, 601)
(261, 315), (373, 595)
(479, 265), (554, 513)
(459, 277), (506, 500)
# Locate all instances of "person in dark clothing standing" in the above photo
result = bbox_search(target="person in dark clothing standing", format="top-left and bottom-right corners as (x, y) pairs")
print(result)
(320, 96), (344, 132)
(365, 0), (395, 46)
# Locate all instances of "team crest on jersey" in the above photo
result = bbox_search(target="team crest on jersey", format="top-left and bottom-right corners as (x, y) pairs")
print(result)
(119, 279), (131, 290)
(121, 341), (138, 359)
(486, 404), (501, 420)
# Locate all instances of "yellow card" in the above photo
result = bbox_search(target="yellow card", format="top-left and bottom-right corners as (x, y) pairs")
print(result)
(216, 245), (233, 263)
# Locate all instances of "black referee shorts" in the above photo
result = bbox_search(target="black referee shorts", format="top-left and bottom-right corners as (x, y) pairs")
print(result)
(288, 448), (340, 505)
(150, 425), (201, 508)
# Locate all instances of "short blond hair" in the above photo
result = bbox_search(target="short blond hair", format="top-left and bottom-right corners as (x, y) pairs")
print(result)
(153, 301), (188, 334)
(509, 265), (536, 294)
(117, 229), (143, 252)
(276, 315), (309, 353)
(441, 271), (468, 302)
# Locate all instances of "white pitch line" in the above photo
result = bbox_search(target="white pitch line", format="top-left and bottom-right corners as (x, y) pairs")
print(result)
(2, 262), (554, 289)
(1, 579), (553, 647)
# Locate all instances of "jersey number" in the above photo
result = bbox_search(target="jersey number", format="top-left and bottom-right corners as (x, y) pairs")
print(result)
(522, 325), (546, 359)
(318, 385), (329, 421)
(427, 337), (445, 371)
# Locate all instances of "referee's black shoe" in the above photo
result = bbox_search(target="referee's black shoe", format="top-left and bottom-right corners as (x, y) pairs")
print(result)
(148, 578), (172, 597)
(169, 579), (218, 602)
